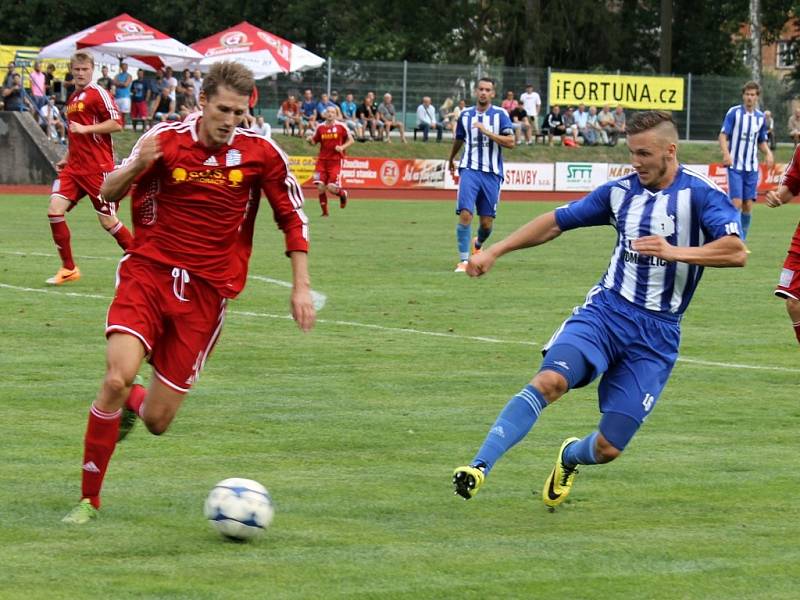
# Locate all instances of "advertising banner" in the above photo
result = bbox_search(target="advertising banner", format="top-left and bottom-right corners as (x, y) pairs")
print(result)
(289, 157), (447, 189)
(555, 162), (608, 191)
(549, 72), (684, 110)
(501, 162), (554, 191)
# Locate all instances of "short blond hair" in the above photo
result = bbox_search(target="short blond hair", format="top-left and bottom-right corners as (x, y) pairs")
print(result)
(70, 52), (94, 68)
(202, 61), (254, 99)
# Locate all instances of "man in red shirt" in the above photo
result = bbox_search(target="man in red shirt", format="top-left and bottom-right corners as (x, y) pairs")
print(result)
(308, 106), (353, 216)
(62, 61), (315, 524)
(46, 52), (131, 285)
(765, 146), (800, 346)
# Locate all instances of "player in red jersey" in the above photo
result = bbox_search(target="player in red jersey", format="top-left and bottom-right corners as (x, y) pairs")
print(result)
(46, 52), (132, 285)
(62, 61), (315, 524)
(308, 106), (353, 216)
(765, 146), (800, 346)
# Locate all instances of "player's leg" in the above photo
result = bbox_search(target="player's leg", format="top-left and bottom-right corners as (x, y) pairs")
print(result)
(473, 173), (500, 253)
(314, 173), (329, 216)
(46, 191), (81, 285)
(775, 254), (800, 345)
(454, 171), (477, 271)
(86, 170), (133, 251)
(787, 298), (800, 345)
(326, 162), (347, 208)
(97, 210), (133, 251)
(727, 168), (746, 237)
(740, 170), (758, 241)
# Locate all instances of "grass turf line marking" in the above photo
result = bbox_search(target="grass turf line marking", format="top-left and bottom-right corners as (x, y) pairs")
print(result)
(3, 281), (800, 373)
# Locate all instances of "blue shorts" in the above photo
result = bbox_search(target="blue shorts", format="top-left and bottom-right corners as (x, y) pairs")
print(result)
(727, 168), (759, 201)
(456, 169), (501, 218)
(541, 286), (680, 425)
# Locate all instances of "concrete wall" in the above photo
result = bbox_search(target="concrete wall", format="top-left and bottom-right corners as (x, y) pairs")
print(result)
(0, 112), (64, 185)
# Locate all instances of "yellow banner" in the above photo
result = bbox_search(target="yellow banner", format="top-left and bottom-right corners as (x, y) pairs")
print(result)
(1, 45), (71, 80)
(549, 72), (684, 110)
(288, 155), (317, 185)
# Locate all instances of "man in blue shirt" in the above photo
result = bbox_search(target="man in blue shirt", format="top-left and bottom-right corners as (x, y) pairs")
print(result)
(300, 88), (318, 134)
(452, 111), (747, 508)
(718, 80), (774, 241)
(447, 78), (515, 272)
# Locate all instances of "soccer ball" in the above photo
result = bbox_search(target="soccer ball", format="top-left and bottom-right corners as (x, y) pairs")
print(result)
(204, 478), (275, 540)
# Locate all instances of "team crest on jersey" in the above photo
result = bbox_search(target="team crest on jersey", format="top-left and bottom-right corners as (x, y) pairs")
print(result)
(226, 149), (241, 167)
(651, 201), (675, 237)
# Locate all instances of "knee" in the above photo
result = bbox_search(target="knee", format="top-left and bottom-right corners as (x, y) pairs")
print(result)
(786, 298), (800, 320)
(142, 412), (173, 436)
(530, 371), (568, 403)
(458, 211), (472, 225)
(102, 370), (132, 398)
(47, 198), (65, 215)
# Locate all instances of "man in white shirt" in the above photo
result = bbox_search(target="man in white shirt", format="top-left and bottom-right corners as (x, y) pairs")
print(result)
(39, 95), (65, 142)
(519, 84), (541, 139)
(416, 96), (442, 142)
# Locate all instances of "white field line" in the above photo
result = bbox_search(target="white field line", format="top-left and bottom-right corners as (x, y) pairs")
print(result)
(2, 281), (799, 374)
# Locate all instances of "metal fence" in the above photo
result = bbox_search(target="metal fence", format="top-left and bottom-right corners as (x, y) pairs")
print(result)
(258, 59), (796, 142)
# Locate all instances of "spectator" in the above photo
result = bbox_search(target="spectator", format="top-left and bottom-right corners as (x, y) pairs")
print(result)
(509, 103), (532, 145)
(357, 91), (382, 140)
(588, 106), (608, 145)
(416, 95), (443, 142)
(2, 72), (25, 111)
(114, 62), (132, 127)
(130, 68), (150, 131)
(316, 92), (340, 121)
(96, 66), (113, 92)
(191, 69), (203, 103)
(330, 89), (342, 108)
(764, 110), (776, 150)
(340, 92), (364, 140)
(64, 71), (75, 98)
(251, 115), (272, 139)
(545, 105), (567, 146)
(574, 103), (596, 145)
(562, 106), (579, 144)
(151, 86), (179, 122)
(177, 88), (198, 118)
(378, 93), (407, 143)
(278, 94), (302, 136)
(788, 107), (800, 146)
(300, 88), (318, 133)
(613, 105), (627, 139)
(448, 99), (467, 133)
(597, 104), (618, 146)
(3, 61), (17, 90)
(439, 97), (454, 130)
(39, 95), (66, 143)
(163, 66), (178, 101)
(44, 64), (57, 97)
(29, 61), (47, 109)
(501, 90), (517, 113)
(519, 84), (542, 137)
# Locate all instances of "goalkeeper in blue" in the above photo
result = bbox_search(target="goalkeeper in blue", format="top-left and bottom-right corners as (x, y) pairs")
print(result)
(452, 111), (747, 508)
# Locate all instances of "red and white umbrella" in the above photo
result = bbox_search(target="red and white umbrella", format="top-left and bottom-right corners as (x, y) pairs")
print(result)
(38, 13), (202, 71)
(186, 22), (325, 79)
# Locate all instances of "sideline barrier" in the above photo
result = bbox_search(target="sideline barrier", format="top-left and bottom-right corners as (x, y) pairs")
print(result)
(287, 156), (784, 194)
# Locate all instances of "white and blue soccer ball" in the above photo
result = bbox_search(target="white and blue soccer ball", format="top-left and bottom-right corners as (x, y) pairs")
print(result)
(204, 478), (275, 540)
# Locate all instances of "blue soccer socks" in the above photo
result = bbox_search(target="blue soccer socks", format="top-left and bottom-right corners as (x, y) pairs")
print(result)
(457, 223), (471, 261)
(472, 385), (548, 474)
(476, 226), (492, 249)
(740, 212), (752, 240)
(561, 431), (599, 467)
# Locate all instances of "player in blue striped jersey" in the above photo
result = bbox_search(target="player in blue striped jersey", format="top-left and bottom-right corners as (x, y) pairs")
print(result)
(452, 111), (747, 507)
(718, 80), (774, 241)
(447, 78), (514, 272)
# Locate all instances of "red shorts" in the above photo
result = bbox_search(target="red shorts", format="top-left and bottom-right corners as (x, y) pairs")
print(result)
(51, 167), (118, 217)
(775, 250), (800, 301)
(131, 100), (149, 120)
(106, 255), (227, 393)
(313, 160), (342, 186)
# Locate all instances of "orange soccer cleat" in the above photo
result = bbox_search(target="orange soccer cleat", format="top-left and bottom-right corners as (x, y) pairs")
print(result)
(46, 266), (81, 286)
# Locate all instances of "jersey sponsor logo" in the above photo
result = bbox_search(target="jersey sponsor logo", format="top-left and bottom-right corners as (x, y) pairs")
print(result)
(66, 101), (85, 115)
(622, 240), (668, 267)
(171, 167), (244, 187)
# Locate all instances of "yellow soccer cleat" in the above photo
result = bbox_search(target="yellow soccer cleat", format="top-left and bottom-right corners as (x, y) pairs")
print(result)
(454, 261), (468, 273)
(62, 498), (99, 524)
(452, 465), (485, 500)
(46, 266), (81, 286)
(542, 437), (581, 508)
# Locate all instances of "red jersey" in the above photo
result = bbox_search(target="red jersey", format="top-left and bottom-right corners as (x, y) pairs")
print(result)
(312, 121), (349, 161)
(779, 145), (800, 254)
(123, 117), (309, 298)
(64, 83), (123, 174)
(281, 99), (299, 116)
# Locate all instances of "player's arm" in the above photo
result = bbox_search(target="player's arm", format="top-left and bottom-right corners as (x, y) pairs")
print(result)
(447, 139), (464, 175)
(69, 117), (123, 135)
(632, 234), (746, 268)
(288, 250), (315, 332)
(101, 134), (162, 203)
(473, 122), (515, 148)
(336, 128), (355, 153)
(717, 131), (732, 166)
(759, 140), (774, 168)
(765, 184), (794, 207)
(467, 211), (562, 277)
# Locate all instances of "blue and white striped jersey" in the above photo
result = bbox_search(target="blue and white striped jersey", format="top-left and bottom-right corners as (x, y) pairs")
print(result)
(555, 166), (741, 316)
(720, 105), (768, 172)
(455, 105), (513, 179)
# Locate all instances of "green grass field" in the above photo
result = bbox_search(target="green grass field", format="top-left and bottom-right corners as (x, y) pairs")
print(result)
(1, 194), (799, 599)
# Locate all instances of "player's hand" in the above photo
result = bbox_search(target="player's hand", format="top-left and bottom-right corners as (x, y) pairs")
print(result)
(466, 250), (497, 277)
(55, 158), (67, 172)
(135, 134), (162, 169)
(765, 190), (783, 208)
(334, 145), (343, 152)
(69, 122), (86, 134)
(291, 288), (316, 332)
(473, 121), (489, 135)
(631, 235), (676, 261)
(766, 153), (775, 169)
(448, 160), (457, 177)
(722, 155), (732, 167)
